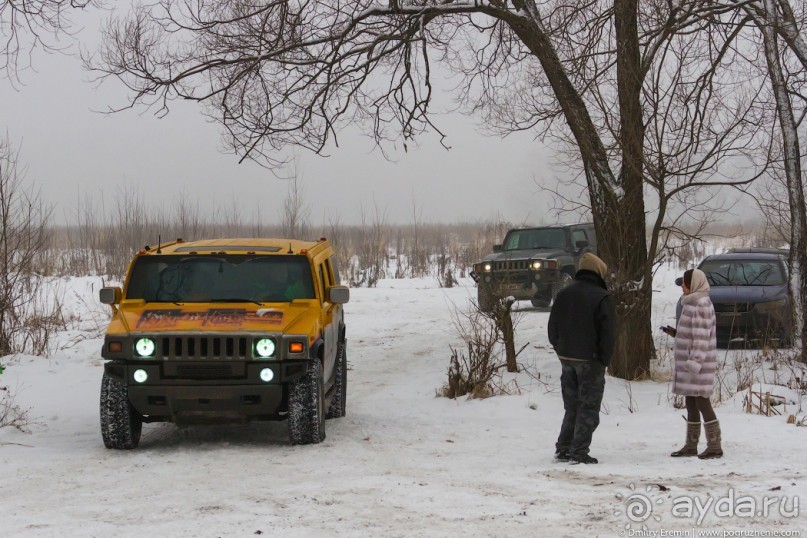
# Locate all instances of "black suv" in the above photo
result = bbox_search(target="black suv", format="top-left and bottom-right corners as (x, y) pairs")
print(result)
(698, 248), (793, 347)
(471, 223), (597, 310)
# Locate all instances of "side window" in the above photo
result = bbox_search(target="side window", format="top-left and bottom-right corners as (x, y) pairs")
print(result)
(586, 225), (597, 248)
(325, 258), (336, 286)
(572, 229), (588, 247)
(318, 263), (327, 303)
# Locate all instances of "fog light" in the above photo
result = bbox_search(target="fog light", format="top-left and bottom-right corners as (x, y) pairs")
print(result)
(254, 338), (276, 358)
(133, 369), (148, 383)
(259, 368), (274, 382)
(135, 337), (155, 357)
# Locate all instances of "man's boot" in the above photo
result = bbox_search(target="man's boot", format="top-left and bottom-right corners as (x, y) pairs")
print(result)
(698, 420), (723, 459)
(670, 421), (700, 457)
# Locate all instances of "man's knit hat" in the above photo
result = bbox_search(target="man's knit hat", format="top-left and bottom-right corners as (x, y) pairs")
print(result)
(578, 252), (608, 280)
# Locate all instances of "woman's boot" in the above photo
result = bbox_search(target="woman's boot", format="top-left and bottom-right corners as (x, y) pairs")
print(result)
(671, 421), (700, 457)
(698, 420), (723, 459)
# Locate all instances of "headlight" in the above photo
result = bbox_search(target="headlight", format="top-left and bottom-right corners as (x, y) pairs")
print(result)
(134, 337), (155, 358)
(133, 369), (148, 383)
(259, 368), (274, 382)
(532, 261), (542, 270)
(483, 263), (492, 272)
(254, 338), (276, 358)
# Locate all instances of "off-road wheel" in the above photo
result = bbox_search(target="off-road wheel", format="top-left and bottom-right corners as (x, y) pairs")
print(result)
(554, 271), (574, 298)
(288, 359), (326, 445)
(530, 296), (551, 308)
(531, 272), (574, 308)
(100, 367), (143, 450)
(326, 341), (347, 419)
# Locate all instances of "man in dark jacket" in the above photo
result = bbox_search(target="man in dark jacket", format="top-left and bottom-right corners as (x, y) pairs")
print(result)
(548, 252), (616, 464)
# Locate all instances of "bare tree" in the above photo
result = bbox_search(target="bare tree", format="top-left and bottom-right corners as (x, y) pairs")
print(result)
(354, 200), (389, 288)
(0, 136), (52, 355)
(715, 0), (807, 360)
(757, 0), (807, 361)
(91, 1), (801, 377)
(279, 164), (311, 239)
(0, 0), (96, 80)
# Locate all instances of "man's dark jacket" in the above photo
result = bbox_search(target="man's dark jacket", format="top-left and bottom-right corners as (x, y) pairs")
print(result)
(547, 270), (617, 366)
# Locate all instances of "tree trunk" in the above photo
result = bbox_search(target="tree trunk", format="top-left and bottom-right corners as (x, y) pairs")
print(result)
(761, 0), (807, 361)
(505, 6), (652, 379)
(605, 0), (653, 379)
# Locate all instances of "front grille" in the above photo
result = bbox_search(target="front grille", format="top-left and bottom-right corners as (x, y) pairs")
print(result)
(714, 303), (751, 314)
(494, 260), (530, 271)
(152, 335), (254, 360)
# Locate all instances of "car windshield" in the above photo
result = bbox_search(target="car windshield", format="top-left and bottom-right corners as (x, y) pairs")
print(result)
(125, 255), (316, 303)
(699, 259), (786, 287)
(503, 229), (567, 251)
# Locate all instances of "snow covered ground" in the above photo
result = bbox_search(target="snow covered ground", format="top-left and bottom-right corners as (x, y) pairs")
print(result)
(1, 268), (805, 537)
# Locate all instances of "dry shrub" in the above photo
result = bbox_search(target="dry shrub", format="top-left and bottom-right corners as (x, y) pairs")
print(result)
(439, 303), (506, 399)
(0, 384), (33, 432)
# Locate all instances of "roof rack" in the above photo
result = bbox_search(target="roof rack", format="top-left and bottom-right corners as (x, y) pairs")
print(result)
(726, 247), (789, 256)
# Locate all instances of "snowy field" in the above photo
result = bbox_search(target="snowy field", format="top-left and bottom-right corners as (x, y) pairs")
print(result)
(1, 268), (805, 537)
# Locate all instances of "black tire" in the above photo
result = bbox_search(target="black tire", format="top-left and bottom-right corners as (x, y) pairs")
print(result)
(530, 296), (551, 308)
(478, 286), (495, 313)
(326, 341), (347, 419)
(288, 359), (326, 445)
(100, 368), (142, 450)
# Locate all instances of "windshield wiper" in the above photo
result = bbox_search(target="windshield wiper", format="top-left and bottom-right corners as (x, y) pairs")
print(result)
(210, 298), (263, 305)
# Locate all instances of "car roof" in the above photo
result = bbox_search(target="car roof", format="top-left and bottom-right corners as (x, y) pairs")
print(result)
(510, 223), (593, 231)
(142, 238), (325, 255)
(702, 251), (787, 262)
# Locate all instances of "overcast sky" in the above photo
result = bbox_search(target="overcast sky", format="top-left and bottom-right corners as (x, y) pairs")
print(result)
(0, 9), (573, 227)
(1, 7), (760, 231)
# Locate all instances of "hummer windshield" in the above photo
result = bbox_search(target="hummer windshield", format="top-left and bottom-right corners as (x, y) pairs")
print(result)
(125, 255), (316, 303)
(700, 259), (786, 287)
(503, 228), (567, 251)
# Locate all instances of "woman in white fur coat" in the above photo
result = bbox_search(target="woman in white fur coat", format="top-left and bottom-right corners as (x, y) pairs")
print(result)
(671, 268), (723, 459)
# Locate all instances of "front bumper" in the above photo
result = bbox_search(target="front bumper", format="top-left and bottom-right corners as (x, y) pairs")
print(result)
(105, 360), (310, 424)
(472, 268), (561, 298)
(714, 305), (792, 346)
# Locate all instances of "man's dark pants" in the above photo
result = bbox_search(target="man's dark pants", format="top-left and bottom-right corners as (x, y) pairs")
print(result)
(556, 359), (606, 457)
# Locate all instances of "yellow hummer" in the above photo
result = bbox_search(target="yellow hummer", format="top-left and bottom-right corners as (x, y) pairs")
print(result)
(98, 238), (349, 448)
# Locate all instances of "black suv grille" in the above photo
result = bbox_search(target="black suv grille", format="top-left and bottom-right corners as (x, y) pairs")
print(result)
(494, 260), (530, 271)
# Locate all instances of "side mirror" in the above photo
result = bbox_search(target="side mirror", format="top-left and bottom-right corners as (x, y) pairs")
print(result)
(493, 244), (502, 253)
(99, 287), (122, 305)
(575, 240), (590, 249)
(328, 286), (350, 304)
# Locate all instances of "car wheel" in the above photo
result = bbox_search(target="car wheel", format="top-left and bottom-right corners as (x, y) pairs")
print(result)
(100, 366), (143, 450)
(530, 296), (551, 308)
(288, 359), (326, 445)
(326, 341), (347, 419)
